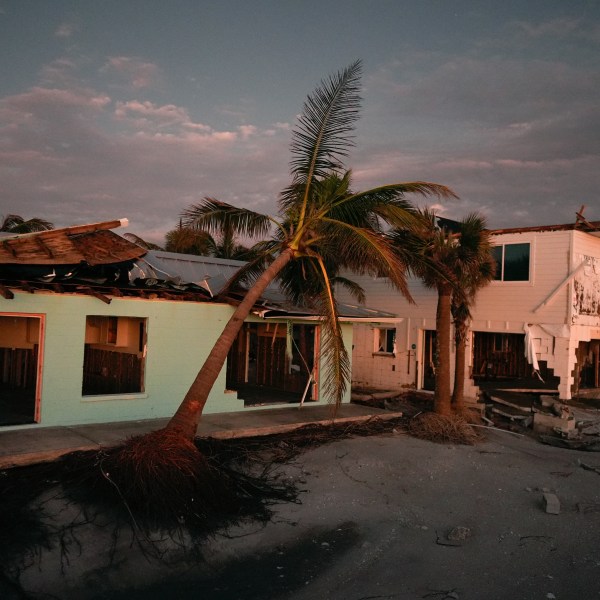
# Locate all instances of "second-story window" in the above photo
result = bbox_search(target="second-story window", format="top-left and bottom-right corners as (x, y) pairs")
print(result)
(491, 243), (530, 281)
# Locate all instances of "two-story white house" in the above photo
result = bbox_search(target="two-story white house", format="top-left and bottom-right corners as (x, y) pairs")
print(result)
(342, 218), (600, 402)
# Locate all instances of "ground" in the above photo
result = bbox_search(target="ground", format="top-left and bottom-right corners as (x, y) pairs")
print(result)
(5, 426), (600, 600)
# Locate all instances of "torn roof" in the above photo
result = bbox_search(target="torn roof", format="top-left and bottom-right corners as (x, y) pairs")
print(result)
(0, 226), (397, 322)
(133, 250), (398, 322)
(0, 219), (146, 266)
(490, 220), (600, 237)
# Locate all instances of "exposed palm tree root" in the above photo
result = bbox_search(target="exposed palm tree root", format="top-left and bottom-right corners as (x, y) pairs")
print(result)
(81, 427), (300, 535)
(407, 412), (482, 445)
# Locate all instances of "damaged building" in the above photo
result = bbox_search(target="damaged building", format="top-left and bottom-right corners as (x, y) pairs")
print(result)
(341, 215), (600, 404)
(0, 219), (394, 429)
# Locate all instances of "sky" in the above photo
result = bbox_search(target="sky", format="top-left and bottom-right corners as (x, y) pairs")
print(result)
(1, 0), (599, 243)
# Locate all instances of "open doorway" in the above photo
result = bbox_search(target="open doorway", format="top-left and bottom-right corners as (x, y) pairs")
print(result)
(574, 339), (600, 396)
(0, 314), (43, 426)
(227, 322), (317, 405)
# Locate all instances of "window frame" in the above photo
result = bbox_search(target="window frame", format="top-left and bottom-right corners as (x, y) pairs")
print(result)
(491, 242), (531, 282)
(82, 315), (147, 397)
(373, 327), (396, 356)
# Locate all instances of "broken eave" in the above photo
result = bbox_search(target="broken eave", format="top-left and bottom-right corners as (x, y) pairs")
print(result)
(0, 278), (213, 303)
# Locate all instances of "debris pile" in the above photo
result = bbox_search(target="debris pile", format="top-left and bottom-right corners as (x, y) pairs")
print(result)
(481, 389), (600, 450)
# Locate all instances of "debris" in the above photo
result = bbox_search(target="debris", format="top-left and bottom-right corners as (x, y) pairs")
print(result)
(533, 411), (575, 435)
(543, 492), (561, 515)
(471, 424), (524, 437)
(447, 526), (472, 542)
(578, 460), (600, 475)
(408, 413), (481, 445)
(539, 435), (600, 451)
(577, 502), (600, 513)
(540, 395), (556, 408)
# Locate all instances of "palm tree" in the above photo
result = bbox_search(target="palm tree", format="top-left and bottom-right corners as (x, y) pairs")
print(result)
(450, 215), (495, 410)
(1, 214), (53, 233)
(165, 60), (456, 439)
(166, 217), (259, 260)
(391, 212), (494, 415)
(164, 223), (213, 255)
(122, 232), (164, 250)
(389, 210), (461, 415)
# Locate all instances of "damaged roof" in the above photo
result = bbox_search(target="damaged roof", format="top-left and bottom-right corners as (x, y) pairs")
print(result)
(134, 250), (398, 322)
(0, 221), (397, 321)
(0, 219), (146, 265)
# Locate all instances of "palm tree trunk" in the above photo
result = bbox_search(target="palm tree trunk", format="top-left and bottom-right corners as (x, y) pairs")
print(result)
(434, 284), (452, 415)
(167, 248), (295, 439)
(452, 324), (467, 411)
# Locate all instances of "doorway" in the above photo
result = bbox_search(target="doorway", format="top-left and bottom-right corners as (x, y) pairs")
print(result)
(227, 322), (317, 405)
(0, 314), (43, 425)
(422, 330), (437, 391)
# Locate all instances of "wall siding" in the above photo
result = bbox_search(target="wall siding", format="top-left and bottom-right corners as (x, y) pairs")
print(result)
(340, 229), (600, 399)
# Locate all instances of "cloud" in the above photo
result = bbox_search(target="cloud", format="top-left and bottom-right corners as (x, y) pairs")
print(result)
(101, 57), (162, 90)
(0, 79), (290, 243)
(55, 21), (77, 38)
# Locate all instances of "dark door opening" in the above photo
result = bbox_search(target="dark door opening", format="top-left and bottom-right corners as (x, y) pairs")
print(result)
(227, 322), (317, 405)
(0, 315), (42, 426)
(422, 330), (437, 391)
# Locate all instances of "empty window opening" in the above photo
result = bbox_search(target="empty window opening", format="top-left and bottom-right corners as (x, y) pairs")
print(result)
(83, 316), (146, 396)
(374, 328), (396, 354)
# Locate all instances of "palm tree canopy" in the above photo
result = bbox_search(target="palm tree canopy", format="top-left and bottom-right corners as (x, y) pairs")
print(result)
(123, 233), (164, 251)
(179, 61), (456, 411)
(1, 214), (53, 233)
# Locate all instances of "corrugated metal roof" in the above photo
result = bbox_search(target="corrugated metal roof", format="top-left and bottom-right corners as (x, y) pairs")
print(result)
(132, 250), (398, 322)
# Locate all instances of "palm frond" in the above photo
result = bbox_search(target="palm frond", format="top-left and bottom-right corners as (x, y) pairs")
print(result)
(289, 61), (362, 183)
(1, 214), (54, 233)
(330, 275), (366, 305)
(217, 242), (280, 297)
(181, 198), (273, 240)
(319, 219), (413, 302)
(282, 61), (362, 226)
(312, 257), (351, 409)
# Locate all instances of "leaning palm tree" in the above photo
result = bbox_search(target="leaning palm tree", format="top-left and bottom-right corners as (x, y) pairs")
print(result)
(450, 215), (495, 410)
(163, 60), (456, 439)
(107, 62), (456, 526)
(1, 214), (53, 233)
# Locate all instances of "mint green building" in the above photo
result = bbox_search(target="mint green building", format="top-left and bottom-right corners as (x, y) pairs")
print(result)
(1, 237), (394, 430)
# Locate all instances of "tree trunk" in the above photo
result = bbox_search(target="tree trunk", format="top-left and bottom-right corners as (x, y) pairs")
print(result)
(167, 248), (295, 439)
(452, 322), (468, 411)
(434, 284), (452, 415)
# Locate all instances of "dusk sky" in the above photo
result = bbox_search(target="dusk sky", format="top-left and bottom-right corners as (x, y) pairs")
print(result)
(1, 1), (599, 243)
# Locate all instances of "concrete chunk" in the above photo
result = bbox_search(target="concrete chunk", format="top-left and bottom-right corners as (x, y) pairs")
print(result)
(543, 492), (560, 515)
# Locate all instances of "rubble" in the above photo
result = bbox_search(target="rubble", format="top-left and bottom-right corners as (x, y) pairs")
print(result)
(543, 493), (561, 515)
(480, 387), (600, 450)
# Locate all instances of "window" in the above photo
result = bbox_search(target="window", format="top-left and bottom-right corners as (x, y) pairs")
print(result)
(82, 316), (146, 396)
(374, 327), (396, 354)
(491, 243), (530, 281)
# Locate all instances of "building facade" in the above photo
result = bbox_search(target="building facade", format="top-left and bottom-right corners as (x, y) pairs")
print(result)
(343, 220), (600, 402)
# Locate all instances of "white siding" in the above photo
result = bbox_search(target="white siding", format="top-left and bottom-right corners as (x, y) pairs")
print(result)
(342, 227), (600, 400)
